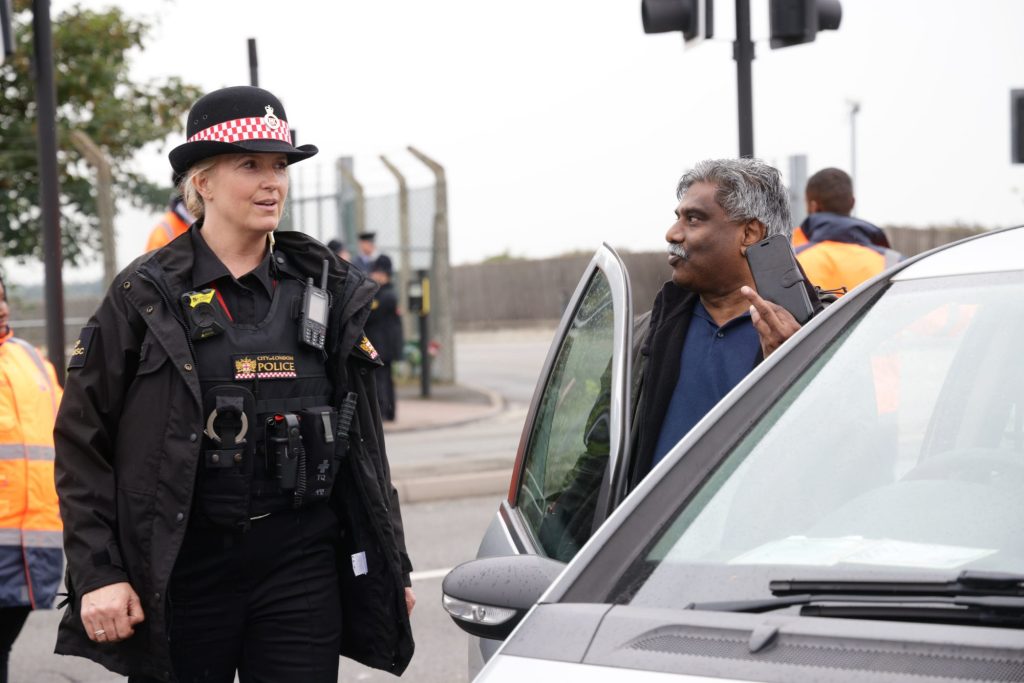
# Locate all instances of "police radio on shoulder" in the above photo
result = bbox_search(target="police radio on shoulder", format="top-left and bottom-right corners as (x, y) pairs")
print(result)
(299, 259), (330, 350)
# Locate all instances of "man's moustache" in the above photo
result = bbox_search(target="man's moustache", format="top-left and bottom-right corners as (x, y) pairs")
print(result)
(667, 244), (687, 259)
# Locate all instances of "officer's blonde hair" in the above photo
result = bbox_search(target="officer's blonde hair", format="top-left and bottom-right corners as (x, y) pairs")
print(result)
(180, 158), (220, 219)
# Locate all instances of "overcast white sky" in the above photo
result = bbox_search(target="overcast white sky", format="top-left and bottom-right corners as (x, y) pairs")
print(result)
(12, 0), (1024, 281)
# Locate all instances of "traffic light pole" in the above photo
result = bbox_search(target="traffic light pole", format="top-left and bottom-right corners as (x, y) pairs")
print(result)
(734, 0), (755, 158)
(32, 0), (66, 382)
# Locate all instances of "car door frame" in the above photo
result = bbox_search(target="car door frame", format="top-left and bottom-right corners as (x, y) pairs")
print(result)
(489, 243), (635, 557)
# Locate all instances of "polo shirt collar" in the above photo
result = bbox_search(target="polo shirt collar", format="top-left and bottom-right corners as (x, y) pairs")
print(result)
(693, 299), (752, 330)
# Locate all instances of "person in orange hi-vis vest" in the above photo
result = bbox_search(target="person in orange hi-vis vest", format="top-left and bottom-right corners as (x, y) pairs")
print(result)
(0, 271), (63, 682)
(144, 172), (195, 252)
(792, 168), (903, 295)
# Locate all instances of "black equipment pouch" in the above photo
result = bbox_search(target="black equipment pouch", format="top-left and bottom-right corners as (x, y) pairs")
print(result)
(294, 406), (340, 506)
(266, 413), (302, 492)
(198, 386), (256, 531)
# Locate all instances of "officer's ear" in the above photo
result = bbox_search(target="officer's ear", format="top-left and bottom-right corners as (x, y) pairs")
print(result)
(192, 165), (215, 201)
(739, 219), (767, 254)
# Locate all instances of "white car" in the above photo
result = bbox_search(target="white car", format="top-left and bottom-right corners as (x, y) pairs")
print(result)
(444, 226), (1024, 681)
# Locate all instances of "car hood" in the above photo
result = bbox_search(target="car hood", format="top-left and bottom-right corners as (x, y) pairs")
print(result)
(475, 653), (738, 682)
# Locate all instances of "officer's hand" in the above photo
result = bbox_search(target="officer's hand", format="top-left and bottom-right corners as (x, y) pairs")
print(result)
(404, 587), (416, 616)
(81, 582), (146, 644)
(741, 286), (801, 358)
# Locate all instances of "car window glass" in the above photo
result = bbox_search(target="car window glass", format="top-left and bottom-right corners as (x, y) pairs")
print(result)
(518, 269), (615, 562)
(621, 274), (1024, 608)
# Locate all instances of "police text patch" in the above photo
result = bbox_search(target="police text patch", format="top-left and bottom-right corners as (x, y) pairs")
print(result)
(232, 353), (297, 380)
(68, 326), (97, 370)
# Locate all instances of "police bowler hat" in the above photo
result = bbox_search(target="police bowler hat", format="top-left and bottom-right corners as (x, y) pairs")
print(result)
(371, 254), (393, 277)
(169, 86), (318, 174)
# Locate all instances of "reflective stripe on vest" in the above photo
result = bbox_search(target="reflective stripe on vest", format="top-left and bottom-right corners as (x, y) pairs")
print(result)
(0, 528), (62, 548)
(0, 444), (54, 461)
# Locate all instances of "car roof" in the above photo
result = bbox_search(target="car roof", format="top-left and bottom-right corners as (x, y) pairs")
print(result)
(893, 225), (1024, 281)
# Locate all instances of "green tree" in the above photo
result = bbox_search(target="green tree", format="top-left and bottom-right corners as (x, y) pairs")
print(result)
(0, 1), (201, 262)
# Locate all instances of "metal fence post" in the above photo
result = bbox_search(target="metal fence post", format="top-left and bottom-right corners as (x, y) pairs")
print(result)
(407, 146), (454, 383)
(336, 161), (366, 241)
(70, 131), (117, 286)
(379, 155), (413, 341)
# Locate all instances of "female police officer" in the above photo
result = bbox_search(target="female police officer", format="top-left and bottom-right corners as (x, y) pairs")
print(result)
(54, 86), (415, 682)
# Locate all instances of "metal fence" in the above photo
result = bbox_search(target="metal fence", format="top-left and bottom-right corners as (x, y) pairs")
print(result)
(285, 151), (455, 383)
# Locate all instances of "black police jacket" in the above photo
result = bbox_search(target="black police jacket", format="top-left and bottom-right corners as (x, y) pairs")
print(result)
(53, 228), (414, 679)
(365, 282), (403, 363)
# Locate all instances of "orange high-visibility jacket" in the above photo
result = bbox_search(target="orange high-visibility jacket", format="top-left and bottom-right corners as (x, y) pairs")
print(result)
(0, 329), (63, 608)
(793, 213), (902, 295)
(144, 200), (192, 252)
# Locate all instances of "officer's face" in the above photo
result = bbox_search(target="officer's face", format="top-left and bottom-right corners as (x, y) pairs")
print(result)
(200, 153), (289, 235)
(665, 181), (759, 295)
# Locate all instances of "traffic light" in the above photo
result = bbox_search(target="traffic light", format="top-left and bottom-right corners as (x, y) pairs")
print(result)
(641, 0), (713, 46)
(769, 0), (842, 49)
(1013, 90), (1024, 164)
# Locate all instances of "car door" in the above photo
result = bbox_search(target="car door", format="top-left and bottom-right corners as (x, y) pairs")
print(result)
(469, 244), (633, 666)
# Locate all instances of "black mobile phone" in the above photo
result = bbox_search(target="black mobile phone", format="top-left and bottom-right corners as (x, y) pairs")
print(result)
(745, 234), (814, 325)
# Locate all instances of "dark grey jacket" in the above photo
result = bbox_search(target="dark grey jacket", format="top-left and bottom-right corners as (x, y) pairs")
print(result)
(54, 229), (414, 679)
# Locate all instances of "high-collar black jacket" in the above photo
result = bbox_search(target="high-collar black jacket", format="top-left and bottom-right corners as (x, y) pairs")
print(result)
(54, 228), (414, 679)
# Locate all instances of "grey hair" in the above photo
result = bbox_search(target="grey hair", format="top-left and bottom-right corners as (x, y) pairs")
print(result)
(676, 158), (792, 239)
(179, 157), (221, 219)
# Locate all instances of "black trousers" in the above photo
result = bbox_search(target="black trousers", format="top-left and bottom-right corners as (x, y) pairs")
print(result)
(0, 607), (30, 683)
(142, 505), (342, 683)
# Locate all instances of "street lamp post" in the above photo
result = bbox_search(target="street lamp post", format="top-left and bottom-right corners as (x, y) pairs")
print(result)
(848, 99), (860, 190)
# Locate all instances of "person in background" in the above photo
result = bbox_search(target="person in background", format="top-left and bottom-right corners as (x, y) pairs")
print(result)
(54, 85), (414, 683)
(365, 255), (403, 421)
(144, 172), (194, 252)
(792, 167), (902, 294)
(0, 272), (63, 683)
(353, 231), (381, 271)
(327, 238), (351, 263)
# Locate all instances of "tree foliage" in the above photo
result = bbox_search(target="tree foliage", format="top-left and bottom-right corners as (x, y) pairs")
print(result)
(0, 0), (201, 263)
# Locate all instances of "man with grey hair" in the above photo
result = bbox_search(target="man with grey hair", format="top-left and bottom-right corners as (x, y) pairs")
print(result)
(627, 158), (817, 486)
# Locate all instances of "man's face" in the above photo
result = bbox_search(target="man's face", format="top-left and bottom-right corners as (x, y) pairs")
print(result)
(358, 239), (374, 256)
(665, 181), (757, 294)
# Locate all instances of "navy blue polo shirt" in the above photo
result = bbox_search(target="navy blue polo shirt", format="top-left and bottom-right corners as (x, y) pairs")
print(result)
(651, 301), (761, 468)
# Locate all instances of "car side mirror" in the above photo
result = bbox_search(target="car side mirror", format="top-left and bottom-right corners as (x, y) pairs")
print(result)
(441, 554), (566, 640)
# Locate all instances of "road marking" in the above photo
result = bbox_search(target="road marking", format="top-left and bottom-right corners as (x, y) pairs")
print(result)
(410, 567), (453, 582)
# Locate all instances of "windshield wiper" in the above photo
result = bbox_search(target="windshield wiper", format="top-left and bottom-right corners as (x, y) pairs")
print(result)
(769, 570), (1024, 598)
(685, 572), (1024, 627)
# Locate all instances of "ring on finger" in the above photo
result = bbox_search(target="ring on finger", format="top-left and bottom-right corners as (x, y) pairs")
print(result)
(94, 629), (106, 638)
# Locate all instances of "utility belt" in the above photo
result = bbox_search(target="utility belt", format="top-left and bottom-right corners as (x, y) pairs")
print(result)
(194, 385), (358, 532)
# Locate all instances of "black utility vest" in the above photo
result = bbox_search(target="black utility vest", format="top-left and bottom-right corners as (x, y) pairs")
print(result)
(186, 260), (339, 531)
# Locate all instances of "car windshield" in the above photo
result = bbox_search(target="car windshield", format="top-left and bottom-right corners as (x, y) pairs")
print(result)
(627, 271), (1024, 609)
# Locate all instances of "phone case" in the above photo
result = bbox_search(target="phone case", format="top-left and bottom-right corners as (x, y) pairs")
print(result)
(745, 235), (814, 324)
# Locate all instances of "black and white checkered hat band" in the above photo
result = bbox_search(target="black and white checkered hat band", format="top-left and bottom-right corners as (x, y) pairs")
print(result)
(187, 116), (292, 145)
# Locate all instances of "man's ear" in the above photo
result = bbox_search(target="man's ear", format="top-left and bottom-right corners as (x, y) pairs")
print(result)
(807, 199), (820, 214)
(739, 219), (767, 254)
